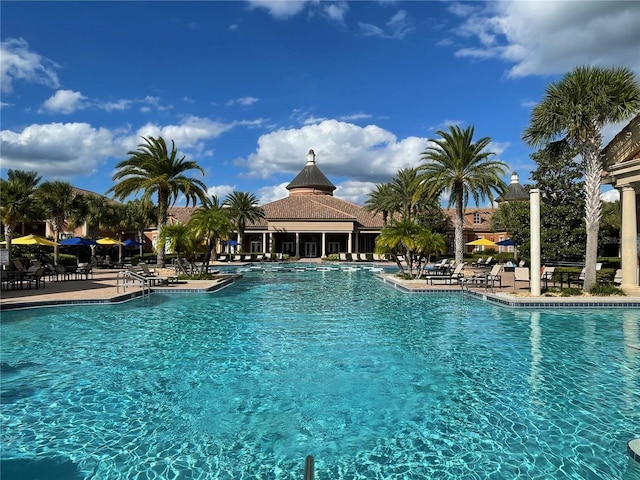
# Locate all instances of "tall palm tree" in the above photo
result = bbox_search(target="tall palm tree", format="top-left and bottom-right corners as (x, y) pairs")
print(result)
(388, 168), (429, 221)
(223, 191), (265, 251)
(37, 180), (85, 264)
(157, 222), (200, 266)
(107, 136), (208, 267)
(419, 125), (508, 264)
(522, 65), (640, 290)
(0, 170), (42, 263)
(189, 195), (234, 267)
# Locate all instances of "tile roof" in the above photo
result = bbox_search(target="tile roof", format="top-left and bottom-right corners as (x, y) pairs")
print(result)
(286, 164), (336, 193)
(248, 195), (384, 228)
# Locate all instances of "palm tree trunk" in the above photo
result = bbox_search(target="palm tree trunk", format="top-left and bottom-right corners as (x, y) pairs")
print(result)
(157, 191), (169, 267)
(454, 187), (464, 264)
(582, 145), (603, 290)
(4, 224), (14, 265)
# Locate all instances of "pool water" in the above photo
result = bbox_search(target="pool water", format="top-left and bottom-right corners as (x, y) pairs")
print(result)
(1, 268), (639, 479)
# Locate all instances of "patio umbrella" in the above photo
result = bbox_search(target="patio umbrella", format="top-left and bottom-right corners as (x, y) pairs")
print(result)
(96, 237), (124, 245)
(466, 238), (497, 247)
(59, 237), (97, 246)
(11, 234), (59, 246)
(496, 238), (517, 246)
(122, 239), (143, 247)
(225, 240), (240, 246)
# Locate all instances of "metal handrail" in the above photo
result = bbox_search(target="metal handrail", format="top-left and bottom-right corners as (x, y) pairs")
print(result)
(304, 455), (314, 480)
(116, 270), (151, 296)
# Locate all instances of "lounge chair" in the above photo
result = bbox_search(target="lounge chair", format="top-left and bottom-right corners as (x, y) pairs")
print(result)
(471, 256), (484, 267)
(24, 267), (45, 289)
(339, 253), (348, 262)
(463, 263), (503, 290)
(513, 267), (530, 290)
(425, 262), (466, 285)
(478, 256), (493, 268)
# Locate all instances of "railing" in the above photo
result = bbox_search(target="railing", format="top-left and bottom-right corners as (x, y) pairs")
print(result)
(304, 455), (314, 480)
(116, 270), (151, 297)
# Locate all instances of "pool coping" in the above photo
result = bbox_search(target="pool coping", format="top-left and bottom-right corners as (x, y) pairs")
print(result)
(377, 274), (640, 308)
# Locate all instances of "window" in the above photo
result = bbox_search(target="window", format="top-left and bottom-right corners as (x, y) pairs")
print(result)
(473, 213), (481, 224)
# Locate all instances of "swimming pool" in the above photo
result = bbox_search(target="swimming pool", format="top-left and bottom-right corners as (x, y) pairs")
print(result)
(1, 268), (639, 479)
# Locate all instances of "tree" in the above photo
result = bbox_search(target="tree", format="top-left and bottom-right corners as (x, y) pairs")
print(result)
(364, 182), (394, 226)
(108, 136), (208, 267)
(156, 222), (201, 267)
(125, 199), (158, 258)
(0, 170), (42, 264)
(375, 218), (446, 278)
(223, 191), (265, 250)
(522, 65), (640, 289)
(599, 200), (621, 257)
(419, 125), (508, 264)
(37, 181), (85, 264)
(189, 195), (234, 267)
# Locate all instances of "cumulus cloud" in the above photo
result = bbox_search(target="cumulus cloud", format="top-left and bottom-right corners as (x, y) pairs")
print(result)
(41, 89), (87, 114)
(451, 1), (640, 77)
(257, 182), (290, 204)
(207, 184), (237, 200)
(323, 2), (349, 23)
(241, 119), (429, 184)
(334, 179), (378, 205)
(0, 38), (60, 93)
(0, 122), (116, 177)
(601, 188), (620, 202)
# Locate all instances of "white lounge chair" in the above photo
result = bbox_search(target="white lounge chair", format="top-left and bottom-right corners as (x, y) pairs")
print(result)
(426, 262), (465, 285)
(513, 267), (529, 290)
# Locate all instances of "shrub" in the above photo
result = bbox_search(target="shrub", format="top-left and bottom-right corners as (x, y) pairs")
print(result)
(589, 284), (626, 296)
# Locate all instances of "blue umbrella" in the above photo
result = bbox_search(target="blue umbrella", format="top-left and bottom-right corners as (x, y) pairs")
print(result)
(496, 238), (517, 246)
(59, 236), (97, 246)
(225, 240), (240, 246)
(123, 239), (143, 247)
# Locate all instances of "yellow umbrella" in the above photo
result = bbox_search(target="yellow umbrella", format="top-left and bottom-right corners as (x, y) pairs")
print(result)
(97, 237), (124, 245)
(11, 234), (59, 246)
(466, 238), (497, 247)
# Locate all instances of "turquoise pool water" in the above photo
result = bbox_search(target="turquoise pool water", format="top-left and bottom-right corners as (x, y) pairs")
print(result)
(1, 268), (639, 479)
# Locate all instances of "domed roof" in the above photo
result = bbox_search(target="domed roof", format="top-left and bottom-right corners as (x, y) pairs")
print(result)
(497, 171), (529, 202)
(286, 149), (336, 196)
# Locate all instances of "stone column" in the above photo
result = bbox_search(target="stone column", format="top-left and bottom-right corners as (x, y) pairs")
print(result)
(530, 189), (541, 296)
(620, 185), (638, 286)
(295, 232), (300, 258)
(321, 233), (326, 258)
(348, 233), (352, 253)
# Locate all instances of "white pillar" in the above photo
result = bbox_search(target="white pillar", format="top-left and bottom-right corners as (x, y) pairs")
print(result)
(530, 189), (541, 296)
(295, 232), (300, 258)
(620, 186), (638, 286)
(348, 233), (352, 253)
(321, 233), (326, 257)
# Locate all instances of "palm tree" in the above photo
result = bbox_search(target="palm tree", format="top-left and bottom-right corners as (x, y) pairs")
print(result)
(0, 170), (42, 263)
(419, 125), (508, 264)
(125, 199), (158, 258)
(364, 182), (394, 225)
(188, 195), (234, 267)
(157, 222), (200, 266)
(107, 136), (208, 267)
(522, 65), (640, 290)
(223, 191), (265, 250)
(389, 168), (429, 221)
(37, 181), (85, 264)
(375, 218), (446, 278)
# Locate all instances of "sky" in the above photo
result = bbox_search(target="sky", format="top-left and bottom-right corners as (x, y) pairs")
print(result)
(1, 1), (639, 207)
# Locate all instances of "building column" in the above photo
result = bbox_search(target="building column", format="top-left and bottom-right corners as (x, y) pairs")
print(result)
(620, 185), (638, 286)
(295, 232), (300, 258)
(321, 232), (326, 258)
(347, 233), (352, 253)
(530, 189), (541, 296)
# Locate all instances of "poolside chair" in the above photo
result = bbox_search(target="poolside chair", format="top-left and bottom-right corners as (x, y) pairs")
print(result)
(513, 267), (530, 290)
(426, 262), (466, 285)
(479, 256), (493, 268)
(471, 256), (484, 267)
(613, 269), (623, 286)
(463, 263), (503, 290)
(13, 259), (26, 271)
(24, 267), (45, 289)
(540, 266), (555, 288)
(573, 263), (603, 288)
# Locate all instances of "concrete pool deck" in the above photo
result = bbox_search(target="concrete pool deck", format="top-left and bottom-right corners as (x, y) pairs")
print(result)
(1, 263), (640, 310)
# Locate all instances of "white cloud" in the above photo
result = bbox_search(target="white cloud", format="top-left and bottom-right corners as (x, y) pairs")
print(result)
(334, 180), (377, 205)
(257, 182), (290, 204)
(207, 184), (237, 200)
(601, 188), (619, 202)
(246, 0), (308, 19)
(451, 1), (640, 77)
(241, 119), (429, 183)
(323, 2), (349, 23)
(0, 122), (116, 177)
(359, 10), (414, 39)
(227, 96), (259, 107)
(41, 89), (87, 114)
(0, 38), (60, 93)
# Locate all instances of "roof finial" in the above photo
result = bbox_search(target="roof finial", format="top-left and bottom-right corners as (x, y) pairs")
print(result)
(306, 149), (316, 165)
(510, 171), (519, 184)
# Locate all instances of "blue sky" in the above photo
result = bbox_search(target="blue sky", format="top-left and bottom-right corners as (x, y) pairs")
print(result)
(1, 1), (638, 206)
